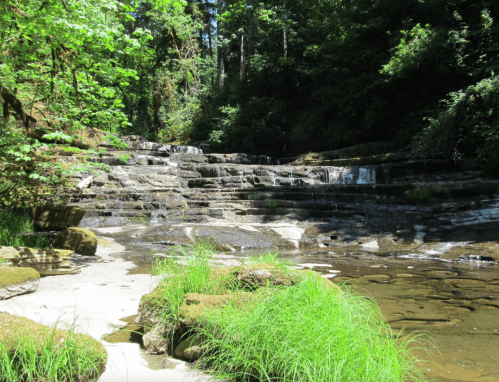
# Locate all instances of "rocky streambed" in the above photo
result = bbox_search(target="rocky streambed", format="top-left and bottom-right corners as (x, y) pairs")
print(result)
(87, 220), (498, 382)
(1, 135), (499, 381)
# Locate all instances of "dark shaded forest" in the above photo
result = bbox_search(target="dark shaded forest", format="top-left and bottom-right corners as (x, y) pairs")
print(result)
(2, 0), (499, 205)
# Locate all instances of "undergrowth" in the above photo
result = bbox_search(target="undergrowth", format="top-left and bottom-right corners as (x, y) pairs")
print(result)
(0, 209), (52, 248)
(0, 321), (106, 382)
(152, 240), (431, 382)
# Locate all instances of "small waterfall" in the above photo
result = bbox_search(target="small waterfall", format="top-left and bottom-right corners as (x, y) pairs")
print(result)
(270, 172), (276, 187)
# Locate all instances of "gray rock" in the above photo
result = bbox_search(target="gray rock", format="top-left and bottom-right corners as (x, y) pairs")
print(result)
(142, 327), (169, 354)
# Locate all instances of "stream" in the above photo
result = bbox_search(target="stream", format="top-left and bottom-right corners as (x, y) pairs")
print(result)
(65, 137), (499, 381)
(96, 222), (499, 382)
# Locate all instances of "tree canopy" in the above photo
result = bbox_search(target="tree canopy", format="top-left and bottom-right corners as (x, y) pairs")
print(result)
(1, 0), (499, 206)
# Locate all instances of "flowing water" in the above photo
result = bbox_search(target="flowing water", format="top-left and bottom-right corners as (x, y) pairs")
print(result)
(98, 225), (499, 382)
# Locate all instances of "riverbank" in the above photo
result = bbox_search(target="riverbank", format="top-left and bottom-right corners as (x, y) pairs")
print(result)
(0, 236), (210, 382)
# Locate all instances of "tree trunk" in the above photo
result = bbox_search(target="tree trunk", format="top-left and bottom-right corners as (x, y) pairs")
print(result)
(217, 0), (225, 90)
(0, 84), (37, 129)
(283, 0), (288, 57)
(240, 32), (245, 80)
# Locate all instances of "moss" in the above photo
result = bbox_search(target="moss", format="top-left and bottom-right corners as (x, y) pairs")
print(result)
(179, 292), (256, 324)
(0, 312), (107, 359)
(0, 266), (39, 289)
(52, 228), (97, 255)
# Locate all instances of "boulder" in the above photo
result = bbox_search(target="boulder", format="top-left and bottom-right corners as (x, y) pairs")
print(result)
(0, 266), (40, 300)
(174, 335), (206, 361)
(0, 246), (80, 276)
(0, 312), (107, 379)
(31, 206), (86, 231)
(135, 287), (182, 354)
(52, 228), (97, 255)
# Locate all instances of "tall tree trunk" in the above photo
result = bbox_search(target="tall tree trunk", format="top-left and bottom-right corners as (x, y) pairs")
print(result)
(240, 31), (245, 80)
(207, 13), (213, 57)
(283, 0), (288, 57)
(217, 0), (225, 90)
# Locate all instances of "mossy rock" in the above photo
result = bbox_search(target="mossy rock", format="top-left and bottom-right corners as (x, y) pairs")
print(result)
(179, 291), (256, 326)
(174, 335), (207, 361)
(31, 206), (86, 231)
(137, 264), (342, 356)
(0, 266), (39, 289)
(0, 266), (40, 300)
(53, 228), (98, 255)
(208, 264), (303, 292)
(0, 312), (107, 379)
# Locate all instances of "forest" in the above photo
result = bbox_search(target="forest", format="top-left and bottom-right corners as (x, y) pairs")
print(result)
(1, 0), (499, 206)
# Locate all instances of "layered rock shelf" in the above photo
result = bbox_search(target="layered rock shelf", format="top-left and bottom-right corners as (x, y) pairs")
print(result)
(64, 137), (499, 253)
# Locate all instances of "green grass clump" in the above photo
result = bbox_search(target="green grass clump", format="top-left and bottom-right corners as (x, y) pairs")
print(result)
(199, 275), (427, 382)
(404, 188), (433, 202)
(152, 239), (217, 320)
(245, 250), (293, 269)
(152, 241), (430, 381)
(0, 209), (52, 248)
(0, 319), (106, 382)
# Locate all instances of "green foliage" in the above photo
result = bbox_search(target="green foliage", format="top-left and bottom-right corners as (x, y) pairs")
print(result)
(268, 199), (279, 209)
(411, 75), (499, 174)
(207, 97), (287, 154)
(381, 24), (439, 78)
(404, 189), (433, 202)
(0, 321), (106, 382)
(0, 209), (52, 248)
(198, 271), (428, 381)
(152, 242), (430, 380)
(104, 135), (128, 150)
(118, 154), (131, 164)
(152, 239), (217, 320)
(248, 194), (256, 200)
(244, 251), (292, 269)
(0, 0), (149, 133)
(41, 132), (74, 144)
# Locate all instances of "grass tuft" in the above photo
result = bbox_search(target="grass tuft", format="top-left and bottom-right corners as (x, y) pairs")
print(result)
(152, 242), (431, 381)
(0, 319), (106, 382)
(152, 238), (217, 320)
(199, 274), (429, 382)
(245, 250), (294, 269)
(0, 209), (52, 248)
